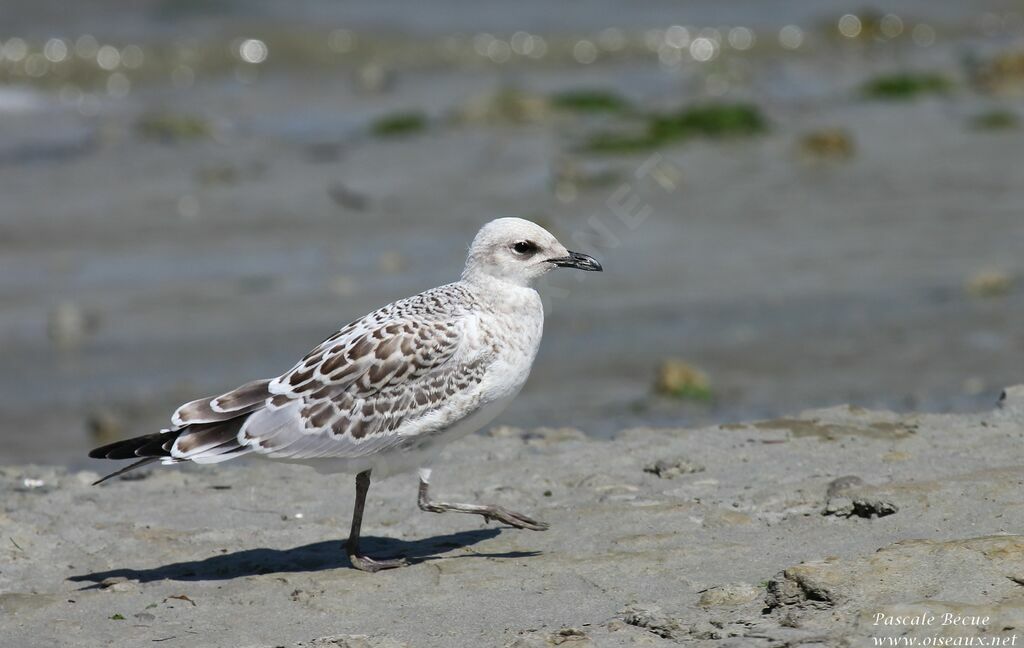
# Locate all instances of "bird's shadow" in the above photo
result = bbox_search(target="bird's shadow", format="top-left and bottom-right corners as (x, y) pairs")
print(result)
(69, 528), (537, 586)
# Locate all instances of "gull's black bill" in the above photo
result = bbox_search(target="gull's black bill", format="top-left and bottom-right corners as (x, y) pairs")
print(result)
(547, 250), (603, 272)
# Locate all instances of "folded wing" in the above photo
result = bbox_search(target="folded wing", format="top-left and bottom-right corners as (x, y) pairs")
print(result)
(91, 285), (492, 480)
(242, 308), (489, 460)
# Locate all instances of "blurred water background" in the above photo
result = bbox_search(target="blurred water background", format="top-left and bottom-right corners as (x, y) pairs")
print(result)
(2, 0), (1023, 467)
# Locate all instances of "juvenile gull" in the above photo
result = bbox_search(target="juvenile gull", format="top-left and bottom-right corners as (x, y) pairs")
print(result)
(89, 217), (602, 572)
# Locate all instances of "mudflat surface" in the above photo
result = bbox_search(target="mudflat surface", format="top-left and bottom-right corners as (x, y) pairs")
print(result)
(4, 389), (1024, 647)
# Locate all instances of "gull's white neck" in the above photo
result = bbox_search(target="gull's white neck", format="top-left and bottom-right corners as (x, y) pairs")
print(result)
(464, 266), (540, 296)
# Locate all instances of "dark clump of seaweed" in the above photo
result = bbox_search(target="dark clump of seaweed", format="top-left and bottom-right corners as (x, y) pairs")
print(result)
(549, 89), (632, 114)
(650, 103), (766, 139)
(136, 113), (212, 142)
(970, 109), (1019, 130)
(583, 131), (661, 154)
(583, 102), (766, 153)
(862, 72), (952, 100)
(370, 111), (428, 137)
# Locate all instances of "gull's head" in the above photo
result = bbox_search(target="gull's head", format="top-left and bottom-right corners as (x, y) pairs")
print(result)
(462, 217), (602, 286)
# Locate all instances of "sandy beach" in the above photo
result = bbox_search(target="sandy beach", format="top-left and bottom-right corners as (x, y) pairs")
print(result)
(4, 391), (1024, 646)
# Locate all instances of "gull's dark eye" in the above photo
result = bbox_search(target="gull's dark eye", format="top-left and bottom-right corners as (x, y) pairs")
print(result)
(511, 240), (538, 256)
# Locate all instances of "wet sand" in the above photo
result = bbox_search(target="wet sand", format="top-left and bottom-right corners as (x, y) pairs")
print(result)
(3, 392), (1024, 646)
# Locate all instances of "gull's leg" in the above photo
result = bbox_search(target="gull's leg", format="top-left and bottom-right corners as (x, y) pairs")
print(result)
(416, 468), (549, 531)
(345, 470), (407, 572)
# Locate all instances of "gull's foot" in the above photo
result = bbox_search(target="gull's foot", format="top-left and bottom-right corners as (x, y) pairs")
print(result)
(417, 482), (549, 531)
(480, 506), (549, 531)
(344, 541), (408, 572)
(347, 551), (408, 573)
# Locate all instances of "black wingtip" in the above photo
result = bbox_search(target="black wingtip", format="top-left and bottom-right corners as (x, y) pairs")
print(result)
(88, 430), (179, 461)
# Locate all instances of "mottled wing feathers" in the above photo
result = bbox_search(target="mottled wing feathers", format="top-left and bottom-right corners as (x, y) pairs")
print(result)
(274, 318), (462, 400)
(172, 379), (272, 427)
(149, 284), (492, 464)
(90, 282), (501, 480)
(183, 284), (487, 461)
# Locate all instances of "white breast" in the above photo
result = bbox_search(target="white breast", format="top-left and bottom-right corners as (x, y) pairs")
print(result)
(476, 283), (545, 403)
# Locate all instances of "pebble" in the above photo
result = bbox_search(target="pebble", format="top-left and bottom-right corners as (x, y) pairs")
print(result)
(47, 301), (88, 349)
(823, 476), (898, 518)
(643, 457), (704, 479)
(699, 583), (761, 607)
(620, 603), (682, 639)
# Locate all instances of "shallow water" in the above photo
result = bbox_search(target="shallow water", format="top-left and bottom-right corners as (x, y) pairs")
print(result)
(2, 1), (1023, 467)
